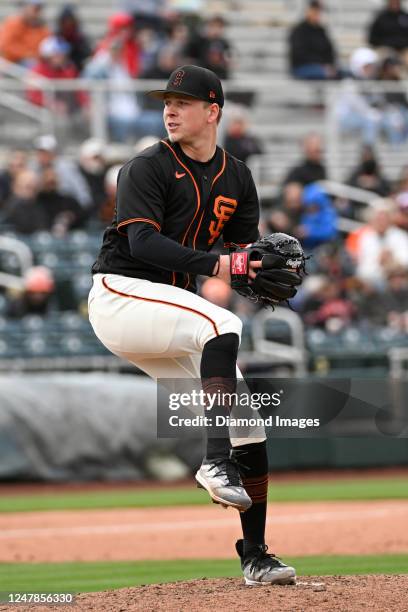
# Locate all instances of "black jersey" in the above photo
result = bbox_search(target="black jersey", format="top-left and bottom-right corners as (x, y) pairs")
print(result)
(92, 138), (260, 292)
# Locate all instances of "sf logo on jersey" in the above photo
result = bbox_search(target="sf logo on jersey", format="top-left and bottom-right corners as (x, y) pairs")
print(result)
(208, 196), (238, 245)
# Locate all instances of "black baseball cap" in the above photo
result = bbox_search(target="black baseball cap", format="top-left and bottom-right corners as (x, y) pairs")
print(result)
(148, 65), (224, 108)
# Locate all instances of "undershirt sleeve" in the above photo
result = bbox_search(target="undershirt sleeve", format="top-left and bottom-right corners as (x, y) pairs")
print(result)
(127, 222), (219, 277)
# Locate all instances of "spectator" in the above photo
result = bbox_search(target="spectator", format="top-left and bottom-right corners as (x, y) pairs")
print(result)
(30, 134), (93, 209)
(140, 20), (189, 78)
(168, 0), (204, 25)
(368, 0), (408, 55)
(200, 276), (233, 309)
(312, 242), (355, 281)
(267, 182), (303, 235)
(77, 139), (107, 214)
(393, 164), (408, 196)
(1, 170), (49, 234)
(297, 183), (338, 249)
(0, 150), (28, 207)
(301, 278), (356, 331)
(141, 44), (185, 84)
(185, 15), (231, 79)
(357, 265), (408, 330)
(124, 0), (171, 33)
(354, 202), (408, 287)
(282, 182), (304, 219)
(266, 209), (293, 234)
(223, 106), (262, 163)
(55, 5), (92, 71)
(340, 50), (408, 146)
(347, 146), (390, 196)
(6, 266), (55, 318)
(378, 55), (408, 145)
(381, 266), (408, 331)
(283, 133), (326, 186)
(27, 36), (87, 114)
(335, 47), (383, 145)
(95, 12), (140, 78)
(392, 192), (408, 231)
(37, 167), (84, 235)
(288, 0), (338, 80)
(83, 40), (164, 142)
(0, 0), (50, 66)
(137, 26), (163, 75)
(352, 278), (387, 328)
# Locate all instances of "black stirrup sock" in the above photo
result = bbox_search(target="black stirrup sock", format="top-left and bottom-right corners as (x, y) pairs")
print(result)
(201, 333), (239, 460)
(232, 440), (268, 553)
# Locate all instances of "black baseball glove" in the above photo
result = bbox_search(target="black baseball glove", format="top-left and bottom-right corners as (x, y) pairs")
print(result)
(229, 233), (306, 307)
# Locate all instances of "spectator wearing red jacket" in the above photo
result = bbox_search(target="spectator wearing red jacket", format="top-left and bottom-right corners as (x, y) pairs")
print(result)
(27, 35), (87, 113)
(95, 12), (140, 78)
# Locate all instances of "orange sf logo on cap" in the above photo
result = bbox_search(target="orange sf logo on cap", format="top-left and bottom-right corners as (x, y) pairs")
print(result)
(172, 70), (185, 87)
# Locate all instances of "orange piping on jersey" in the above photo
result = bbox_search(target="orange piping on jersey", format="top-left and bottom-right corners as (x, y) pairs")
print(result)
(117, 218), (161, 236)
(161, 139), (201, 291)
(160, 140), (201, 247)
(161, 141), (225, 289)
(172, 271), (176, 285)
(211, 149), (226, 189)
(192, 149), (226, 249)
(102, 276), (219, 336)
(192, 208), (206, 250)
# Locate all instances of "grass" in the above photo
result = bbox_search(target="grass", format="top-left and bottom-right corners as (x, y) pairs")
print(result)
(1, 555), (407, 593)
(0, 477), (407, 513)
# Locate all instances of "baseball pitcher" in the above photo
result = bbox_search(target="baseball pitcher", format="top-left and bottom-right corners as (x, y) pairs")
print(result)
(89, 65), (303, 585)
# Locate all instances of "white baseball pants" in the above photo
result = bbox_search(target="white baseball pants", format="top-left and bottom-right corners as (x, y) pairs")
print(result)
(88, 273), (266, 445)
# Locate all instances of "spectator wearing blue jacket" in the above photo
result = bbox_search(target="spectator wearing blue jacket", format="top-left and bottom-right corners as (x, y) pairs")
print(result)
(298, 183), (337, 249)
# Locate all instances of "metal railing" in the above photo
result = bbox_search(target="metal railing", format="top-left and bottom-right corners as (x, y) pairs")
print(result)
(0, 77), (407, 180)
(251, 307), (307, 376)
(0, 236), (33, 291)
(0, 58), (52, 127)
(0, 234), (32, 265)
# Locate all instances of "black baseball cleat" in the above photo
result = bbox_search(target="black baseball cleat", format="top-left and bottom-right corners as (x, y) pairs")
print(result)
(195, 456), (252, 512)
(236, 539), (297, 586)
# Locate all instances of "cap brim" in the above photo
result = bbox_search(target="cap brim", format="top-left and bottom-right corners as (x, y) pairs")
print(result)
(147, 89), (206, 102)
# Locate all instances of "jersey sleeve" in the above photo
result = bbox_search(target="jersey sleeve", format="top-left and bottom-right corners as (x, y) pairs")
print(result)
(116, 156), (166, 235)
(127, 222), (219, 277)
(222, 166), (260, 247)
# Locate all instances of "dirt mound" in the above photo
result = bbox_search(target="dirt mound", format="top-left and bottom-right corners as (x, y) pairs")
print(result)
(7, 575), (408, 612)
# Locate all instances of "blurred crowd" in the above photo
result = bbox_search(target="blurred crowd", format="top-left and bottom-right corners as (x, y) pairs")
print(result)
(0, 134), (122, 233)
(289, 0), (408, 146)
(0, 0), (406, 143)
(0, 0), (231, 141)
(263, 131), (408, 335)
(1, 0), (408, 346)
(1, 127), (408, 340)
